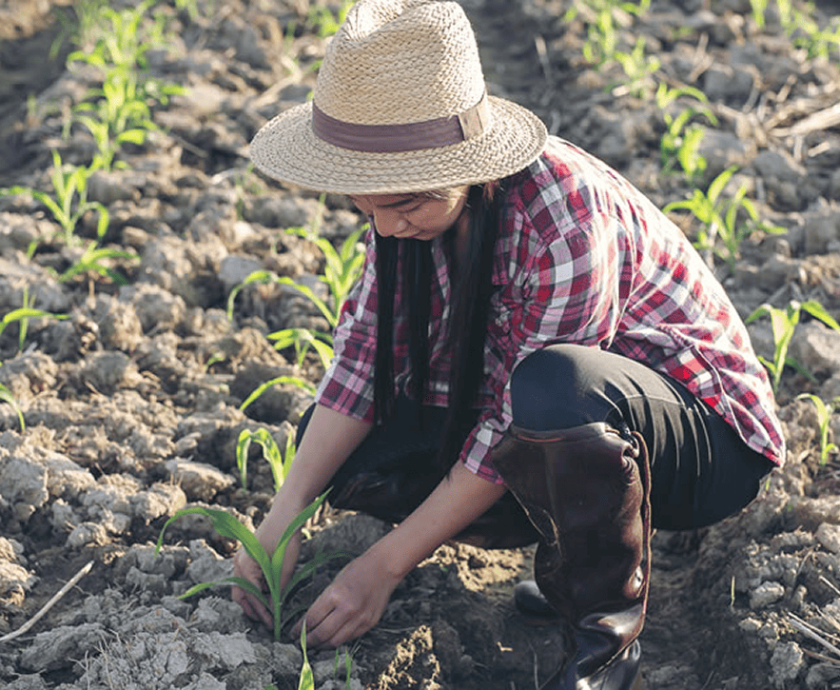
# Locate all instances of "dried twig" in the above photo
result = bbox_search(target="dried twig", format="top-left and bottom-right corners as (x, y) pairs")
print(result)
(774, 102), (840, 137)
(0, 560), (94, 644)
(788, 612), (840, 661)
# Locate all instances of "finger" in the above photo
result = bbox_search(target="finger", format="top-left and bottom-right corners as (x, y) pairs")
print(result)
(233, 585), (274, 627)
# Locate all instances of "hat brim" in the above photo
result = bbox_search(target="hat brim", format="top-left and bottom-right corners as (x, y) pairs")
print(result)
(249, 96), (548, 195)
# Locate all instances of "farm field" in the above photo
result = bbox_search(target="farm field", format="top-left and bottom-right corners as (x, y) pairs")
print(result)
(1, 0), (840, 688)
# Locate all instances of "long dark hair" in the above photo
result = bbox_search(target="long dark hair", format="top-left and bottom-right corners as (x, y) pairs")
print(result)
(373, 182), (504, 470)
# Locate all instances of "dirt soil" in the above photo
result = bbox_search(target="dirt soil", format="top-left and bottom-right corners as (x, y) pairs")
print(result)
(1, 0), (840, 689)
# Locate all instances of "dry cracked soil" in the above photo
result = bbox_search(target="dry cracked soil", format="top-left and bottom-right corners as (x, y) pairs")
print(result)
(1, 0), (840, 689)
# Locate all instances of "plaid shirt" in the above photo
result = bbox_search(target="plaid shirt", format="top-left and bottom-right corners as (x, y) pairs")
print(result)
(315, 136), (786, 484)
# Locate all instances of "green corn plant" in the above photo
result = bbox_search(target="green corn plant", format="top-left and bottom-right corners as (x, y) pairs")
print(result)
(0, 150), (108, 245)
(267, 328), (334, 370)
(306, 0), (356, 38)
(239, 375), (317, 414)
(664, 166), (738, 265)
(745, 300), (840, 394)
(749, 0), (769, 29)
(613, 37), (661, 97)
(0, 304), (69, 353)
(174, 0), (216, 21)
(565, 0), (651, 67)
(72, 68), (160, 172)
(226, 270), (277, 322)
(663, 166), (785, 270)
(66, 0), (161, 71)
(0, 383), (25, 432)
(298, 621), (315, 690)
(796, 394), (840, 466)
(655, 83), (719, 182)
(50, 0), (109, 59)
(286, 224), (367, 328)
(58, 242), (139, 285)
(236, 427), (296, 492)
(795, 16), (840, 61)
(155, 491), (343, 641)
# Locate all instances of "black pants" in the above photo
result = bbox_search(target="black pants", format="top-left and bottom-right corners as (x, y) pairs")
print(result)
(298, 344), (775, 535)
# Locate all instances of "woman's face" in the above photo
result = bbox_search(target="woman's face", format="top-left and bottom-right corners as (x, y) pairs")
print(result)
(349, 187), (470, 241)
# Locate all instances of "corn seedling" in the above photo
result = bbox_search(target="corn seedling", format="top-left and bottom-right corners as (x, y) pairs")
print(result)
(236, 427), (296, 492)
(239, 375), (317, 414)
(336, 647), (354, 690)
(0, 383), (25, 432)
(655, 83), (719, 181)
(796, 394), (840, 466)
(174, 0), (216, 21)
(286, 224), (367, 328)
(564, 0), (651, 67)
(155, 491), (343, 641)
(0, 305), (69, 353)
(664, 166), (785, 270)
(66, 0), (161, 71)
(1, 287), (70, 353)
(0, 150), (108, 245)
(268, 327), (334, 370)
(58, 242), (139, 285)
(749, 0), (769, 29)
(298, 621), (315, 690)
(613, 37), (661, 97)
(306, 0), (356, 38)
(745, 300), (840, 394)
(72, 68), (163, 171)
(226, 269), (277, 322)
(50, 0), (110, 59)
(772, 0), (840, 61)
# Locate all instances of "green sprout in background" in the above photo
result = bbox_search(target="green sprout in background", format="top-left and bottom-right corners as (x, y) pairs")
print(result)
(664, 165), (786, 271)
(655, 82), (719, 182)
(268, 327), (334, 371)
(0, 383), (25, 433)
(239, 375), (317, 413)
(0, 301), (69, 354)
(0, 150), (109, 246)
(746, 299), (840, 394)
(236, 427), (296, 492)
(58, 242), (140, 286)
(796, 393), (840, 466)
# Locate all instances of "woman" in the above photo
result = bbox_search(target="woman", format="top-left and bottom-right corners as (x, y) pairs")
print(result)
(236, 1), (785, 688)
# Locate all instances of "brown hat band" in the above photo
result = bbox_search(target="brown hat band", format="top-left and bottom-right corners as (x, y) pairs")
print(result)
(311, 92), (490, 153)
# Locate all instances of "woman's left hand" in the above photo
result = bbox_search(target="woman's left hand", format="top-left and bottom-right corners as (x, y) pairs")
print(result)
(293, 548), (399, 648)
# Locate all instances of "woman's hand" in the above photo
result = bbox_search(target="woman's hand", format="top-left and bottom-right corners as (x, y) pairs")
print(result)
(292, 462), (508, 648)
(232, 506), (302, 628)
(230, 405), (373, 627)
(292, 547), (400, 649)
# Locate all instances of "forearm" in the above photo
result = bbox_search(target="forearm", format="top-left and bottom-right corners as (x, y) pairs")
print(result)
(368, 460), (507, 580)
(269, 404), (371, 514)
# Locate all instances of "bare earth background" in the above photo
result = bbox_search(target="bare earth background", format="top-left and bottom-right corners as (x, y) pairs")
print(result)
(1, 0), (840, 689)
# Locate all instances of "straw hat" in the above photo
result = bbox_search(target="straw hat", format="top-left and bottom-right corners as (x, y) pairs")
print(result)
(249, 0), (548, 194)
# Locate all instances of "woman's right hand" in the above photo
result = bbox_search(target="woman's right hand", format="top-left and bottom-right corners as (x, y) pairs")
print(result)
(232, 505), (302, 628)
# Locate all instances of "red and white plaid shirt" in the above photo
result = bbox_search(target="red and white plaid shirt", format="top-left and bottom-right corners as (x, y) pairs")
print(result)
(315, 136), (786, 484)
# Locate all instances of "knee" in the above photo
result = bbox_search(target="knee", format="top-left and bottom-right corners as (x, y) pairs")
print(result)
(510, 346), (591, 430)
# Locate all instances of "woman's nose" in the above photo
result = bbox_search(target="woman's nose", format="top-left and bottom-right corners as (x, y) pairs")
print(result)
(373, 212), (408, 237)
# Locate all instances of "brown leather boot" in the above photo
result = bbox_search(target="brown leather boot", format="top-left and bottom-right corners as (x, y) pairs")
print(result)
(493, 423), (651, 690)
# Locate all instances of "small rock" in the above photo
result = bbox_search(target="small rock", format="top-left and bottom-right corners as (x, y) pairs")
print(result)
(165, 458), (235, 501)
(816, 523), (840, 554)
(749, 581), (785, 609)
(770, 641), (804, 688)
(19, 623), (104, 672)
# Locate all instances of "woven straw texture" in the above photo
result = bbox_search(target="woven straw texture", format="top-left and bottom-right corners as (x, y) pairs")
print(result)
(249, 0), (548, 194)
